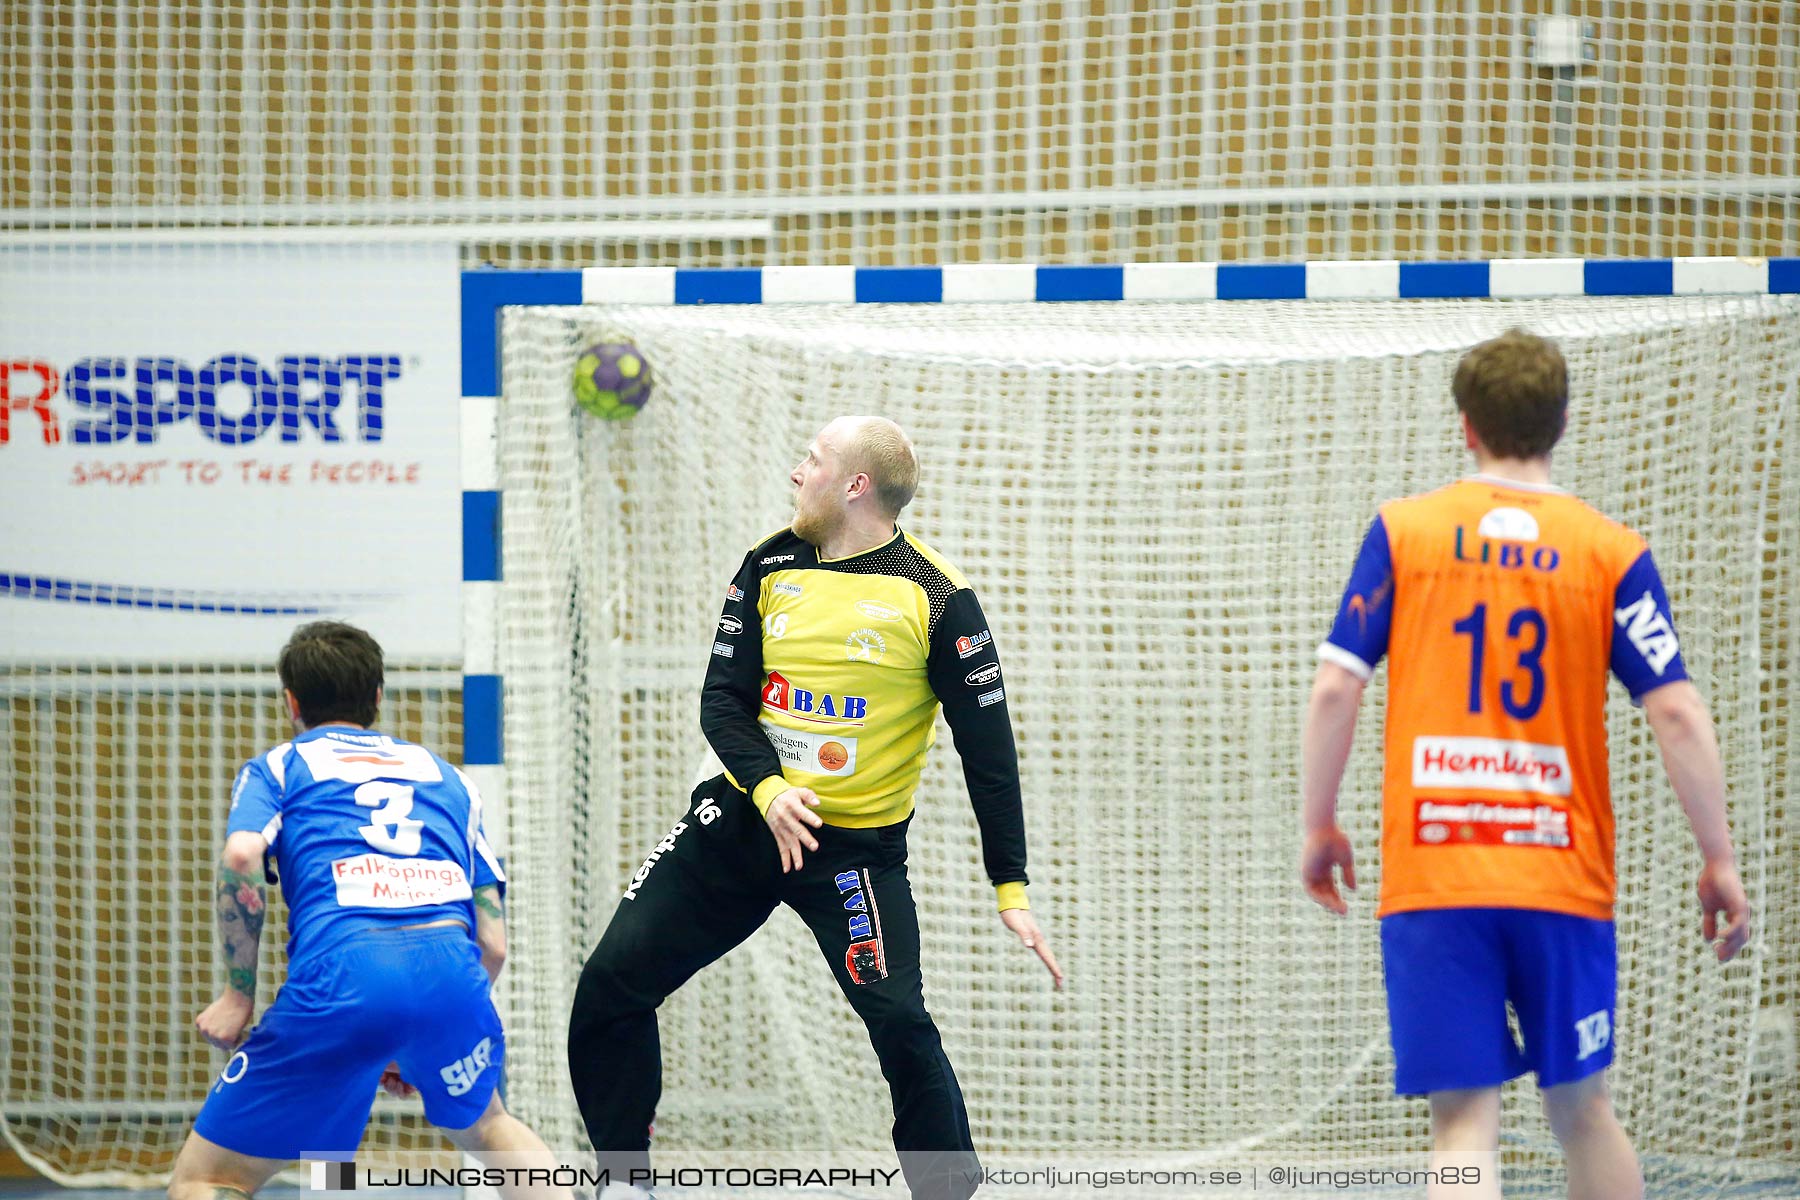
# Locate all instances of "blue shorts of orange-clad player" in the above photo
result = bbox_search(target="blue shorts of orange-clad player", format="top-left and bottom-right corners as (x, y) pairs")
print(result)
(195, 924), (504, 1159)
(1380, 907), (1616, 1097)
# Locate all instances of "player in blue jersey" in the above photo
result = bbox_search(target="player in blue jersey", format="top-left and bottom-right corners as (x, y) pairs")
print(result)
(167, 621), (565, 1200)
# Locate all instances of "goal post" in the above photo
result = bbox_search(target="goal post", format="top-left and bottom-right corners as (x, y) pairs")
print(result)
(477, 261), (1800, 1192)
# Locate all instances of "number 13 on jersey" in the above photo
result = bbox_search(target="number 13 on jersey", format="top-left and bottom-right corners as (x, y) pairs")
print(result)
(1451, 604), (1548, 720)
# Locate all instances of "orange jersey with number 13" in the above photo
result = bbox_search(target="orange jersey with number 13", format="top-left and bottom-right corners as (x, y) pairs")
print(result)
(1319, 476), (1688, 921)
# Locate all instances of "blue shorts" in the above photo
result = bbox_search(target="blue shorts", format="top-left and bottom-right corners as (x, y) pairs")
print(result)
(195, 925), (504, 1158)
(1380, 907), (1616, 1096)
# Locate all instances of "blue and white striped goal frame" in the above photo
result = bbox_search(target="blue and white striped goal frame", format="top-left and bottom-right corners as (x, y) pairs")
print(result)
(455, 255), (1800, 828)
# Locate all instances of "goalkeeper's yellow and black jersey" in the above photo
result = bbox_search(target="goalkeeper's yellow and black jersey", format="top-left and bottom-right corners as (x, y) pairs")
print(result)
(700, 526), (1028, 896)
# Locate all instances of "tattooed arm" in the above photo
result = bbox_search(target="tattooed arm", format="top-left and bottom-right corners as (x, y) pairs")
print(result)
(472, 883), (507, 983)
(195, 831), (269, 1051)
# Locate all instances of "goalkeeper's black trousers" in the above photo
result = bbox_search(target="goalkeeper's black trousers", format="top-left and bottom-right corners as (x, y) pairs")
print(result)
(567, 776), (980, 1200)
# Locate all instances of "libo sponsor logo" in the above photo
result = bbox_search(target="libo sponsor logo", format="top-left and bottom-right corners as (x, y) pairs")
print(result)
(1452, 525), (1561, 573)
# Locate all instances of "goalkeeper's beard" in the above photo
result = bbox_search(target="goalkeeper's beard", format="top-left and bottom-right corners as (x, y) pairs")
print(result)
(791, 493), (843, 548)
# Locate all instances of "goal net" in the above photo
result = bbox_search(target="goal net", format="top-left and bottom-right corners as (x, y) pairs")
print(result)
(495, 294), (1799, 1193)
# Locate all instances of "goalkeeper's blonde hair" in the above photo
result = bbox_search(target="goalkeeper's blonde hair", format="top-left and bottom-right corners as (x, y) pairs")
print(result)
(844, 416), (919, 518)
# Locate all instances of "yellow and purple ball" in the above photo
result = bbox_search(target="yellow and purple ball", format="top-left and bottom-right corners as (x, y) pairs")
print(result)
(572, 343), (653, 420)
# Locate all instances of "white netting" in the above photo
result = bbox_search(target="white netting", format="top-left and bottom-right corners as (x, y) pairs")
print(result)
(5, 2), (1798, 265)
(496, 296), (1799, 1195)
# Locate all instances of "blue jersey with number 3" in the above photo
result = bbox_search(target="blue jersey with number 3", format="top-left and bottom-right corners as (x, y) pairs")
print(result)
(227, 726), (505, 966)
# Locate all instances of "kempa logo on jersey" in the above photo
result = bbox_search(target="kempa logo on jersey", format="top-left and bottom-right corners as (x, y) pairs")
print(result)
(761, 671), (869, 724)
(761, 553), (797, 566)
(0, 355), (405, 446)
(623, 820), (691, 900)
(1412, 735), (1572, 797)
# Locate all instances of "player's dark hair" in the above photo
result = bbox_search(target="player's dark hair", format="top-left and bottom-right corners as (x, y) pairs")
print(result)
(277, 621), (384, 729)
(1452, 328), (1569, 460)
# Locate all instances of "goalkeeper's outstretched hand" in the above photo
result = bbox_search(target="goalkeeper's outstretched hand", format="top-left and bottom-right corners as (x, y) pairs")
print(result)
(1001, 908), (1064, 990)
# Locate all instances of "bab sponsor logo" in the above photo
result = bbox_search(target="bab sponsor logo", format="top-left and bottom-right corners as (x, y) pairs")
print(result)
(834, 869), (888, 985)
(760, 671), (869, 725)
(955, 629), (992, 659)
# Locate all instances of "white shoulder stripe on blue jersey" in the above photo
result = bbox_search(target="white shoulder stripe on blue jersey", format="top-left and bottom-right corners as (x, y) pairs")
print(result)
(260, 813), (283, 848)
(474, 829), (506, 884)
(454, 765), (508, 884)
(264, 741), (293, 790)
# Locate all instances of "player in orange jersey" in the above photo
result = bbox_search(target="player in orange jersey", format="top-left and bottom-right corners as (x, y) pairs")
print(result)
(1299, 329), (1751, 1200)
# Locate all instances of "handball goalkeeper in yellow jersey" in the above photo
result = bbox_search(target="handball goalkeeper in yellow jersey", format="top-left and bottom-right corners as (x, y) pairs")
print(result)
(567, 416), (1061, 1200)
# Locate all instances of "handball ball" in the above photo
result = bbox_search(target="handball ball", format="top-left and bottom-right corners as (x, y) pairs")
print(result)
(573, 343), (652, 420)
